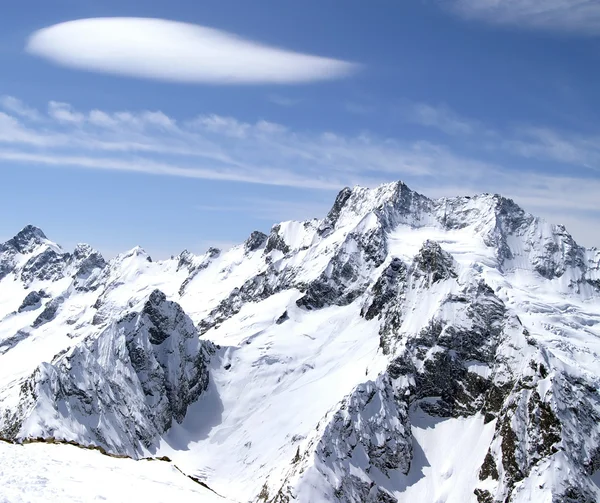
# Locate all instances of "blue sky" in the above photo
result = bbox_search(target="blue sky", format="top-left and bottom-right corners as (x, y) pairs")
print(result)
(1, 0), (600, 257)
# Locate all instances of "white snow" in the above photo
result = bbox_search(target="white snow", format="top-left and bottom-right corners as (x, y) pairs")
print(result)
(159, 292), (389, 500)
(0, 441), (229, 503)
(394, 409), (497, 503)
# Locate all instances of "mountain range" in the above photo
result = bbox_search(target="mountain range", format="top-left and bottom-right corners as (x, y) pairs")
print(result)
(0, 181), (599, 503)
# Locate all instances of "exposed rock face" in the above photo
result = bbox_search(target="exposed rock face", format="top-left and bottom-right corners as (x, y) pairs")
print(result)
(17, 290), (48, 313)
(324, 182), (432, 233)
(1, 290), (213, 457)
(32, 296), (65, 327)
(361, 241), (458, 355)
(392, 278), (509, 419)
(286, 376), (412, 503)
(436, 194), (587, 280)
(20, 249), (67, 285)
(72, 244), (107, 290)
(0, 225), (49, 280)
(475, 366), (600, 503)
(260, 214), (598, 502)
(317, 187), (352, 237)
(199, 265), (291, 334)
(245, 231), (268, 253)
(412, 240), (457, 284)
(0, 226), (106, 292)
(207, 247), (221, 259)
(265, 224), (291, 255)
(176, 250), (195, 272)
(362, 257), (406, 321)
(178, 247), (222, 296)
(361, 257), (407, 354)
(3, 225), (48, 255)
(0, 330), (31, 356)
(297, 216), (387, 310)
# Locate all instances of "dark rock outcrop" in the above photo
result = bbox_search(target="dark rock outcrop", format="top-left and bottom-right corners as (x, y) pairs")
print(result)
(297, 221), (387, 310)
(413, 240), (457, 284)
(18, 290), (48, 313)
(3, 225), (48, 255)
(265, 225), (291, 255)
(1, 290), (214, 457)
(32, 296), (64, 327)
(245, 231), (268, 253)
(317, 187), (352, 237)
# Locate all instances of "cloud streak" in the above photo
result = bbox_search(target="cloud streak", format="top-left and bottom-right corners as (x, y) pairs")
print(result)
(26, 18), (358, 85)
(404, 102), (600, 173)
(0, 98), (443, 190)
(0, 96), (599, 245)
(448, 0), (600, 35)
(0, 96), (41, 121)
(404, 102), (480, 136)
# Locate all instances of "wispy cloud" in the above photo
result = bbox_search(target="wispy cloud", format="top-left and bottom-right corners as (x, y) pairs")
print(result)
(404, 102), (480, 136)
(448, 0), (600, 35)
(48, 101), (85, 124)
(500, 126), (600, 169)
(0, 96), (444, 190)
(0, 149), (342, 190)
(26, 18), (359, 85)
(0, 96), (41, 121)
(196, 197), (332, 223)
(0, 96), (599, 245)
(403, 102), (600, 173)
(267, 95), (300, 107)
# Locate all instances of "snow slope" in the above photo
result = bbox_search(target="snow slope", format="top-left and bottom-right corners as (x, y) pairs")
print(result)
(0, 181), (599, 503)
(0, 440), (229, 503)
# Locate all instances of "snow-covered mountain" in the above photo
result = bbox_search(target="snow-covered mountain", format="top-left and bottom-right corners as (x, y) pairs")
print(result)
(0, 181), (599, 503)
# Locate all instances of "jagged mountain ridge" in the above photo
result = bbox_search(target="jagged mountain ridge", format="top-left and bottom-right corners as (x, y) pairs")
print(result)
(3, 290), (213, 456)
(0, 181), (599, 503)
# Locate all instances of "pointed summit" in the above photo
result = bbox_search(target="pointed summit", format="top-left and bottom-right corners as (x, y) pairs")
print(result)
(4, 225), (48, 254)
(244, 231), (268, 253)
(118, 245), (152, 263)
(318, 181), (433, 235)
(17, 224), (46, 240)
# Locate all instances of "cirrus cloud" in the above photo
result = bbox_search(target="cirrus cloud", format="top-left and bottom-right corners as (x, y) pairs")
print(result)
(0, 96), (599, 245)
(26, 17), (359, 85)
(448, 0), (600, 35)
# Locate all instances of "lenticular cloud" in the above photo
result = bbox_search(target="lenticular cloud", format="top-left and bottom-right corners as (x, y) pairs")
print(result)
(26, 17), (358, 85)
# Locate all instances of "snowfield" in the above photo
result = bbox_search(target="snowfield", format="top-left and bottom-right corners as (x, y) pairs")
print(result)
(0, 181), (599, 502)
(0, 440), (229, 503)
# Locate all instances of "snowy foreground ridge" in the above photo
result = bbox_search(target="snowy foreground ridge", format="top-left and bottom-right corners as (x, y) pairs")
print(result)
(0, 440), (229, 503)
(0, 181), (599, 503)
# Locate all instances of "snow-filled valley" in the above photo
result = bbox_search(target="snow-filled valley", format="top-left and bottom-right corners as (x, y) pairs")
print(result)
(0, 181), (599, 503)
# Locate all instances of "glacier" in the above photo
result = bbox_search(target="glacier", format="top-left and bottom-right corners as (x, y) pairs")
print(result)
(0, 181), (599, 503)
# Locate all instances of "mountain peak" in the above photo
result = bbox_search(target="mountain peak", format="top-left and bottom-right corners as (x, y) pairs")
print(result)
(118, 245), (152, 262)
(4, 225), (48, 254)
(244, 231), (268, 252)
(319, 181), (432, 235)
(207, 247), (221, 258)
(145, 288), (167, 308)
(18, 224), (46, 239)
